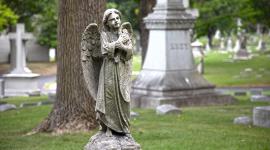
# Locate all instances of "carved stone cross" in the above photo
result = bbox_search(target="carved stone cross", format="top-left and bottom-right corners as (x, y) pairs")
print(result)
(8, 24), (33, 74)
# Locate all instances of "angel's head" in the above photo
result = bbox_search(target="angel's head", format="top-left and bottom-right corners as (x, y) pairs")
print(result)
(103, 9), (122, 31)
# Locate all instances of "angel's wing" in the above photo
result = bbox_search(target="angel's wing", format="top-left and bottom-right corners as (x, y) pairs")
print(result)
(120, 22), (133, 35)
(81, 23), (103, 100)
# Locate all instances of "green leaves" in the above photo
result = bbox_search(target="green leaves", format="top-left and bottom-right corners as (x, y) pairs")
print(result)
(0, 2), (18, 31)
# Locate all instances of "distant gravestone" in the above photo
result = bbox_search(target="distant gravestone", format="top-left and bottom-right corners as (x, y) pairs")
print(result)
(250, 89), (263, 96)
(0, 104), (16, 112)
(156, 104), (181, 115)
(251, 95), (270, 102)
(220, 37), (225, 50)
(253, 106), (270, 128)
(234, 91), (247, 96)
(3, 24), (40, 96)
(130, 111), (139, 119)
(226, 37), (233, 52)
(233, 116), (252, 125)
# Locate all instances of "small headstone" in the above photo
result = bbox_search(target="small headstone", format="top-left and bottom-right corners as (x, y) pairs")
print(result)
(28, 91), (41, 97)
(233, 116), (252, 125)
(220, 37), (225, 50)
(37, 101), (54, 106)
(251, 95), (270, 102)
(156, 104), (181, 115)
(244, 68), (253, 72)
(20, 102), (37, 108)
(130, 111), (139, 119)
(253, 106), (270, 128)
(49, 48), (56, 62)
(234, 91), (247, 96)
(0, 104), (16, 112)
(226, 37), (233, 51)
(250, 89), (263, 96)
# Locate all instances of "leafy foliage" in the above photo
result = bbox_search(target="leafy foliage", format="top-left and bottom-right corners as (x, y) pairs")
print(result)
(192, 0), (255, 38)
(107, 0), (140, 29)
(0, 2), (18, 31)
(32, 0), (57, 48)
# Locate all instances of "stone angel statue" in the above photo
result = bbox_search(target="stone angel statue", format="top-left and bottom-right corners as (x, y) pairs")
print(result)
(81, 9), (133, 136)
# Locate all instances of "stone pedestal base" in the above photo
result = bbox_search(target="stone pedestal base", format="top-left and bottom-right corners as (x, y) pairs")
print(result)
(131, 70), (235, 108)
(131, 89), (235, 108)
(84, 132), (141, 150)
(253, 106), (270, 128)
(3, 73), (40, 96)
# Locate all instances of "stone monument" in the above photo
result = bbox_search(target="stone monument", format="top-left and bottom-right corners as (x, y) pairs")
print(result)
(81, 9), (140, 150)
(2, 24), (40, 96)
(131, 0), (234, 108)
(234, 31), (251, 60)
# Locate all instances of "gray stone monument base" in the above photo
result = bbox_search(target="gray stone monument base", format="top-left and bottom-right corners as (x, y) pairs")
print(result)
(132, 70), (235, 108)
(132, 89), (234, 108)
(253, 106), (270, 128)
(84, 132), (141, 150)
(3, 73), (40, 96)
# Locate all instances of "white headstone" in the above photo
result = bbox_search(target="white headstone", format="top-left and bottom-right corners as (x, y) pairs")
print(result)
(214, 30), (221, 39)
(49, 48), (56, 62)
(226, 37), (233, 51)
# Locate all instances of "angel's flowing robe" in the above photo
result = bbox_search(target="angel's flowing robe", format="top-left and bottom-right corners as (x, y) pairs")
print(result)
(96, 30), (132, 134)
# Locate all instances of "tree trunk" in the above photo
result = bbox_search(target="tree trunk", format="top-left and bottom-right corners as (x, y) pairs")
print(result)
(35, 0), (106, 133)
(139, 0), (156, 65)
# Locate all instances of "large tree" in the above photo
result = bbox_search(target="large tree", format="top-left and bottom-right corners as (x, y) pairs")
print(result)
(35, 0), (106, 133)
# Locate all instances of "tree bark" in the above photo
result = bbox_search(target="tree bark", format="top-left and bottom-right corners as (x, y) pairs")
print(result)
(35, 0), (106, 133)
(139, 0), (156, 65)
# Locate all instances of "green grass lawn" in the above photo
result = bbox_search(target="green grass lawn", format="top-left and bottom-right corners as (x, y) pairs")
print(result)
(1, 96), (270, 150)
(204, 51), (270, 87)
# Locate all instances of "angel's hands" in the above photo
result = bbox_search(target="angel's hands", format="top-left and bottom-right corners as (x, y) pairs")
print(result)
(118, 33), (129, 43)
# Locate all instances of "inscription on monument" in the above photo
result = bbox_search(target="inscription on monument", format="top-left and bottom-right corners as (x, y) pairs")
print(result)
(170, 43), (189, 51)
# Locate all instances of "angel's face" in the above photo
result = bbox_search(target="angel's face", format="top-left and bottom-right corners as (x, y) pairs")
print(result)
(107, 12), (121, 30)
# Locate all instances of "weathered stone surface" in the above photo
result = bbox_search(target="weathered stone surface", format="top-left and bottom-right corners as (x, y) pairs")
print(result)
(84, 132), (141, 150)
(131, 0), (234, 109)
(233, 116), (252, 125)
(251, 95), (270, 102)
(253, 106), (270, 128)
(0, 104), (16, 112)
(156, 104), (181, 115)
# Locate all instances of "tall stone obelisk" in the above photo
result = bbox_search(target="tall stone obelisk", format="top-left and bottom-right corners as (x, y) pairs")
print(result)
(131, 0), (234, 108)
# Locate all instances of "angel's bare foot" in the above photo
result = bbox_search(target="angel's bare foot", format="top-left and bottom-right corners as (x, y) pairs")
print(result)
(106, 128), (112, 137)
